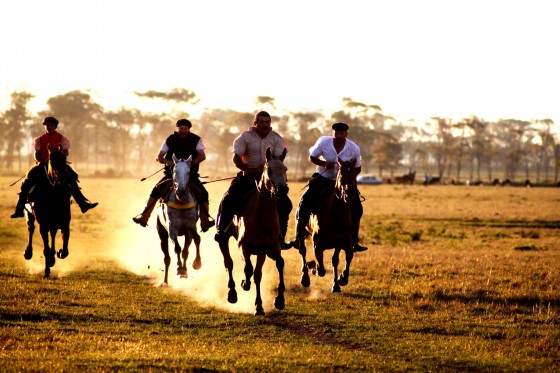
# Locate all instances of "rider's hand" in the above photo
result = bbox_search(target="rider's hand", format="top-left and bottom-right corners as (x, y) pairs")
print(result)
(325, 161), (335, 169)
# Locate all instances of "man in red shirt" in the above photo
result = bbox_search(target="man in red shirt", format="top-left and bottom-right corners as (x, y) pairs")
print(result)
(10, 116), (98, 218)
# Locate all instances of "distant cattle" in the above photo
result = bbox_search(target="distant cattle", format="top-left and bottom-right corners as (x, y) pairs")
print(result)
(395, 170), (416, 185)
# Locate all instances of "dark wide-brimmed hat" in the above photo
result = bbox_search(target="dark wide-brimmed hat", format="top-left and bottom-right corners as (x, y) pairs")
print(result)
(43, 117), (59, 126)
(176, 119), (192, 128)
(331, 122), (349, 131)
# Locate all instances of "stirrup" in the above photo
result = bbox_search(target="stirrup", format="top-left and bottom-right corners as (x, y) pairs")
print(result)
(353, 243), (368, 252)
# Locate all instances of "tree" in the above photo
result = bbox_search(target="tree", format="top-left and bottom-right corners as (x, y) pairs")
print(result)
(46, 90), (104, 168)
(1, 91), (34, 171)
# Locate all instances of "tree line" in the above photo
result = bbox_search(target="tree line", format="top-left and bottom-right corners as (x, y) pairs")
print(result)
(1, 89), (559, 184)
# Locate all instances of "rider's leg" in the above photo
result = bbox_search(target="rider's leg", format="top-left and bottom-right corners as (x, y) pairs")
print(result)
(351, 197), (368, 252)
(66, 167), (98, 213)
(191, 179), (215, 232)
(11, 176), (33, 218)
(132, 178), (168, 227)
(214, 175), (254, 242)
(293, 191), (313, 250)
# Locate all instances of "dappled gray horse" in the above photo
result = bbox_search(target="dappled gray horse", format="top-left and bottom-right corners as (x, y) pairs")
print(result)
(156, 154), (201, 285)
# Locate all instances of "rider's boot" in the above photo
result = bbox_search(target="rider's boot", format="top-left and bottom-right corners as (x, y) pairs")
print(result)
(132, 197), (158, 227)
(292, 210), (311, 252)
(214, 196), (234, 243)
(10, 197), (26, 218)
(11, 178), (32, 218)
(199, 202), (215, 232)
(352, 216), (368, 252)
(68, 179), (98, 213)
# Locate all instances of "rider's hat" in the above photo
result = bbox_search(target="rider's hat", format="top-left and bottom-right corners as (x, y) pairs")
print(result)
(331, 122), (349, 131)
(43, 117), (59, 126)
(176, 119), (192, 128)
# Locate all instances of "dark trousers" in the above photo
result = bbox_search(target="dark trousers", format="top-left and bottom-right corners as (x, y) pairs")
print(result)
(216, 172), (292, 239)
(296, 173), (363, 244)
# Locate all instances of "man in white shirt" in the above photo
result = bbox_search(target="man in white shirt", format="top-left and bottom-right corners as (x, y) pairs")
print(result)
(293, 122), (368, 252)
(214, 111), (293, 249)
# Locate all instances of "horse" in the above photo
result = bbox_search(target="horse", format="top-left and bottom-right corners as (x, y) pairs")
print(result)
(156, 154), (202, 285)
(395, 170), (416, 185)
(24, 146), (72, 278)
(217, 147), (287, 315)
(298, 158), (357, 293)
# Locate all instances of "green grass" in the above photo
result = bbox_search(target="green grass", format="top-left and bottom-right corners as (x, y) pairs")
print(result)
(1, 178), (559, 371)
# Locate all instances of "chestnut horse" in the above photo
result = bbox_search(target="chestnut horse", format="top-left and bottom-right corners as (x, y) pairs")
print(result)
(156, 154), (202, 285)
(217, 147), (287, 315)
(23, 146), (72, 278)
(298, 158), (357, 292)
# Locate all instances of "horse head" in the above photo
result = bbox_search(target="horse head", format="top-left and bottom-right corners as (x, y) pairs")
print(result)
(336, 158), (358, 203)
(172, 154), (192, 201)
(261, 147), (288, 198)
(47, 145), (68, 184)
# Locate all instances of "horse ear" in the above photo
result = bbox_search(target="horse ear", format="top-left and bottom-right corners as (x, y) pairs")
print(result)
(47, 144), (54, 153)
(280, 148), (287, 161)
(266, 147), (272, 161)
(186, 155), (192, 164)
(172, 154), (178, 164)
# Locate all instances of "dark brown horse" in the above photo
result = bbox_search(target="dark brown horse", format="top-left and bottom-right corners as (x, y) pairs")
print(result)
(298, 158), (357, 292)
(217, 147), (287, 315)
(24, 146), (72, 278)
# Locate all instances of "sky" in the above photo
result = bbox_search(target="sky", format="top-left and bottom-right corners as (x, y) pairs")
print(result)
(1, 0), (559, 129)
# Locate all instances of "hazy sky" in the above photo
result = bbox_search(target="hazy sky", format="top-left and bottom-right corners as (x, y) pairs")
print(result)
(2, 0), (559, 128)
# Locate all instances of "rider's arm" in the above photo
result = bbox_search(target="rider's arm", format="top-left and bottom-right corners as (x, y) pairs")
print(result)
(233, 153), (247, 171)
(310, 155), (335, 169)
(192, 150), (206, 165)
(157, 150), (173, 167)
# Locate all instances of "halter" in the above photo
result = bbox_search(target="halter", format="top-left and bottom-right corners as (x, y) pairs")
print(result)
(256, 147), (288, 200)
(335, 159), (358, 203)
(47, 148), (68, 186)
(172, 155), (192, 203)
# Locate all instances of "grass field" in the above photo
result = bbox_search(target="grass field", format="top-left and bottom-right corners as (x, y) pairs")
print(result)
(1, 176), (559, 371)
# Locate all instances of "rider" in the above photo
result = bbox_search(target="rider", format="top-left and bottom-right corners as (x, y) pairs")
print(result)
(10, 116), (98, 218)
(292, 122), (368, 253)
(214, 111), (293, 249)
(132, 118), (214, 232)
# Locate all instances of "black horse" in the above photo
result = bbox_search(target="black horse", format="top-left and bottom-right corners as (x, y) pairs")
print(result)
(24, 146), (72, 278)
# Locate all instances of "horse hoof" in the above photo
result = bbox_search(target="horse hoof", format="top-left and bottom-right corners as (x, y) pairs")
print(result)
(306, 261), (316, 270)
(177, 267), (187, 276)
(192, 258), (202, 270)
(339, 275), (349, 286)
(160, 282), (169, 287)
(227, 290), (238, 304)
(241, 279), (251, 291)
(332, 283), (341, 293)
(301, 273), (310, 288)
(57, 249), (69, 259)
(44, 268), (50, 278)
(180, 274), (189, 279)
(23, 247), (33, 260)
(317, 268), (326, 277)
(274, 296), (285, 310)
(255, 306), (265, 316)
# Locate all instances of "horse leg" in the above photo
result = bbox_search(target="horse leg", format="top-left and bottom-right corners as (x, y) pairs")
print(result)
(156, 219), (171, 285)
(241, 249), (253, 291)
(57, 225), (70, 259)
(331, 247), (341, 293)
(339, 246), (354, 287)
(314, 245), (326, 277)
(40, 226), (55, 278)
(253, 253), (266, 316)
(170, 233), (186, 278)
(299, 242), (311, 288)
(218, 240), (237, 303)
(24, 210), (35, 260)
(272, 252), (286, 310)
(191, 231), (202, 270)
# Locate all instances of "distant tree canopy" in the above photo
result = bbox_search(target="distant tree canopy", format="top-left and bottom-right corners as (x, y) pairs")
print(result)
(1, 89), (558, 184)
